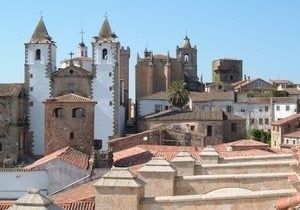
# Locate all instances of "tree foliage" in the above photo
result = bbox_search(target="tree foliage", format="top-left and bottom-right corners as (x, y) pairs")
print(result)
(167, 80), (190, 109)
(246, 128), (271, 145)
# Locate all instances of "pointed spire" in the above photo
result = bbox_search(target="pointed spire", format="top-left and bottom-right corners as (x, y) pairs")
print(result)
(99, 16), (113, 40)
(29, 17), (53, 43)
(182, 35), (191, 48)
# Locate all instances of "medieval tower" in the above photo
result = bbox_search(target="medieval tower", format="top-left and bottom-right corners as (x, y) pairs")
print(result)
(25, 17), (129, 155)
(24, 17), (56, 156)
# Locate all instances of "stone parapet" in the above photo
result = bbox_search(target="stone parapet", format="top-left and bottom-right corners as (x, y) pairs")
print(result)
(171, 151), (195, 176)
(138, 157), (176, 197)
(199, 146), (219, 165)
(94, 167), (144, 210)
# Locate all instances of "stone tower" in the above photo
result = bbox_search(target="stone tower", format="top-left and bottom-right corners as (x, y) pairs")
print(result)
(212, 58), (243, 84)
(176, 36), (198, 83)
(92, 17), (128, 150)
(24, 17), (56, 156)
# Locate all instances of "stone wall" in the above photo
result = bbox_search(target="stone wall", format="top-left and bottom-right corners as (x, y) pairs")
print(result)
(108, 129), (159, 152)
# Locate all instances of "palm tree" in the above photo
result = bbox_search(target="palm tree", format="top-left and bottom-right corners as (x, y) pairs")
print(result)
(167, 80), (190, 109)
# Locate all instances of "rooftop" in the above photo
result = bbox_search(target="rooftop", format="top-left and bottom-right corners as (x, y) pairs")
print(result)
(44, 93), (96, 103)
(272, 113), (300, 126)
(0, 83), (24, 97)
(24, 146), (90, 170)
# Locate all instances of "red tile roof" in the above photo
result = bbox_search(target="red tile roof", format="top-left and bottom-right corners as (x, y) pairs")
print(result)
(272, 114), (300, 126)
(0, 202), (12, 210)
(44, 93), (96, 103)
(24, 147), (90, 170)
(51, 180), (95, 204)
(284, 131), (300, 138)
(0, 83), (24, 97)
(228, 139), (268, 147)
(58, 201), (95, 210)
(276, 194), (300, 210)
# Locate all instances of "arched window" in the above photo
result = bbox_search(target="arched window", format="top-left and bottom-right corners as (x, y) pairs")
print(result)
(184, 54), (189, 63)
(102, 49), (108, 60)
(53, 108), (65, 118)
(35, 49), (41, 60)
(72, 108), (86, 118)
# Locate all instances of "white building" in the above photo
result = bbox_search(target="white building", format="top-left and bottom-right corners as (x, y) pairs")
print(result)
(25, 17), (128, 155)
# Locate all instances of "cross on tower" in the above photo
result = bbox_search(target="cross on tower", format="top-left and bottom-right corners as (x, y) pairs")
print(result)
(69, 52), (74, 60)
(79, 30), (85, 43)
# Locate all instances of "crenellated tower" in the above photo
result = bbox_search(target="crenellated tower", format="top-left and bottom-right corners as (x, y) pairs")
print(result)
(24, 17), (56, 156)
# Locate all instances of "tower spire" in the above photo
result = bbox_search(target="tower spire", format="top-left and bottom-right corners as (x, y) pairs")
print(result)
(30, 17), (53, 43)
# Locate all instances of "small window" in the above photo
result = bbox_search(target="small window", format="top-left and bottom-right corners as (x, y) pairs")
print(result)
(109, 101), (113, 106)
(293, 140), (296, 144)
(259, 118), (263, 125)
(109, 72), (112, 77)
(154, 104), (162, 113)
(54, 108), (65, 118)
(276, 106), (280, 111)
(231, 123), (237, 132)
(286, 139), (289, 144)
(72, 108), (85, 118)
(35, 49), (41, 60)
(184, 54), (189, 63)
(207, 125), (212, 137)
(30, 74), (33, 78)
(68, 83), (75, 93)
(259, 108), (263, 112)
(102, 49), (108, 60)
(226, 106), (232, 113)
(29, 101), (33, 106)
(230, 75), (234, 81)
(70, 132), (74, 140)
(165, 106), (169, 110)
(265, 118), (269, 124)
(241, 108), (245, 112)
(265, 106), (269, 112)
(286, 105), (290, 111)
(109, 86), (113, 91)
(69, 69), (74, 74)
(0, 142), (2, 152)
(30, 87), (33, 91)
(190, 125), (195, 131)
(250, 118), (255, 124)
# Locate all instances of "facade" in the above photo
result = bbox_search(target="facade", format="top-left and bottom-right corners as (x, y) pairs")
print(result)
(43, 94), (96, 155)
(271, 114), (300, 149)
(0, 84), (27, 166)
(135, 36), (203, 101)
(24, 17), (129, 155)
(139, 109), (246, 145)
(233, 77), (275, 94)
(212, 58), (243, 84)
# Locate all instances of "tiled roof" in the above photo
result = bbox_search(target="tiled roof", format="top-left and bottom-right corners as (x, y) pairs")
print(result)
(29, 17), (53, 43)
(276, 193), (300, 210)
(0, 83), (24, 97)
(228, 139), (268, 147)
(44, 93), (96, 103)
(146, 109), (244, 121)
(138, 91), (167, 100)
(285, 87), (300, 95)
(189, 91), (235, 102)
(0, 202), (12, 210)
(237, 95), (298, 104)
(58, 201), (94, 210)
(24, 147), (90, 170)
(283, 131), (300, 138)
(51, 180), (95, 203)
(99, 17), (112, 39)
(272, 114), (300, 126)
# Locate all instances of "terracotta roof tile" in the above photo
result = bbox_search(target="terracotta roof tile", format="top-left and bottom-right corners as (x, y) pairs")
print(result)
(24, 147), (90, 170)
(272, 114), (300, 126)
(276, 193), (300, 210)
(58, 201), (95, 210)
(189, 91), (235, 102)
(44, 93), (96, 103)
(138, 91), (167, 100)
(51, 180), (95, 203)
(284, 131), (300, 138)
(228, 139), (268, 147)
(0, 83), (24, 97)
(0, 202), (12, 210)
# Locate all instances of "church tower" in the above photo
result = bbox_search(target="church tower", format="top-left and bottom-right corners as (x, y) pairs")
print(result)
(91, 17), (125, 150)
(176, 36), (198, 86)
(24, 17), (56, 156)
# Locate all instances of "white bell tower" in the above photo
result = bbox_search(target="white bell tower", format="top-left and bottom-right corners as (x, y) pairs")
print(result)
(24, 17), (56, 156)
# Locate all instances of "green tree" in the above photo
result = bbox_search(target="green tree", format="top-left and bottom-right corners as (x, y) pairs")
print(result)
(167, 80), (190, 109)
(246, 128), (271, 145)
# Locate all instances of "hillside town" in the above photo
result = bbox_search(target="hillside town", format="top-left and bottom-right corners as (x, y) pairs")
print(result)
(1, 16), (300, 210)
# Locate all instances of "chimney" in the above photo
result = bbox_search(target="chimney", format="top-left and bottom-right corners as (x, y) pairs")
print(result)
(244, 74), (247, 81)
(247, 76), (250, 82)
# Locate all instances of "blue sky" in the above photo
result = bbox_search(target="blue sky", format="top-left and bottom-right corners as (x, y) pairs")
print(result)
(0, 0), (299, 99)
